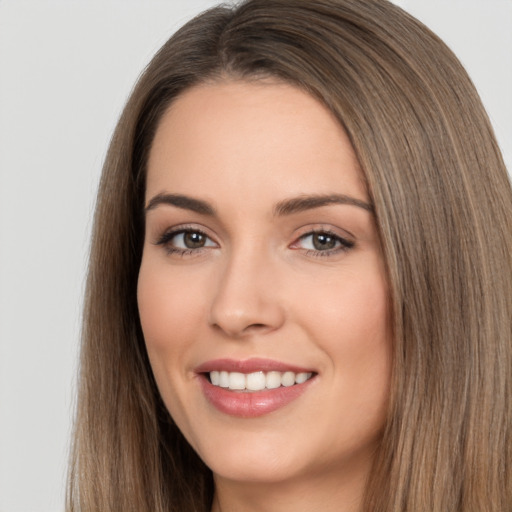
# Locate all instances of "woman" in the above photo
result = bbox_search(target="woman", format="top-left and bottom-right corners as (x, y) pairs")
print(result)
(67, 0), (512, 511)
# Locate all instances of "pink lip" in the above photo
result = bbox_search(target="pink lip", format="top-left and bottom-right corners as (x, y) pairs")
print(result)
(195, 358), (317, 418)
(195, 357), (314, 374)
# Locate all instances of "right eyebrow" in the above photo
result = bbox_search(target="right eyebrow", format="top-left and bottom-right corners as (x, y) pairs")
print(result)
(145, 193), (216, 216)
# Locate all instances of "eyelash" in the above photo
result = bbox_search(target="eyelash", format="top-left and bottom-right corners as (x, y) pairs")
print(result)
(294, 229), (354, 257)
(154, 227), (215, 256)
(154, 227), (354, 257)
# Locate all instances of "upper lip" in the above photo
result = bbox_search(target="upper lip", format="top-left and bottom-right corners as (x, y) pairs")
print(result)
(195, 358), (315, 374)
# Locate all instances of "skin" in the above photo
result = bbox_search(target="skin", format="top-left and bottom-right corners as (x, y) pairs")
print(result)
(137, 80), (392, 512)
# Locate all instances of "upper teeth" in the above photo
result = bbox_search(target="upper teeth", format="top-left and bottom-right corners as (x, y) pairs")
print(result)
(209, 371), (313, 391)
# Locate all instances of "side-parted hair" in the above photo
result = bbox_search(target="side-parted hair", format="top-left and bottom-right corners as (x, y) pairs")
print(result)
(67, 1), (512, 510)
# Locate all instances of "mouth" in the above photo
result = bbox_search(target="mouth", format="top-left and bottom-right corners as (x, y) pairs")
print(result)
(206, 370), (314, 392)
(195, 358), (317, 417)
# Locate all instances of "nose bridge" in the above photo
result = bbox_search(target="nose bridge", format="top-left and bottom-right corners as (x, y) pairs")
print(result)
(209, 239), (284, 337)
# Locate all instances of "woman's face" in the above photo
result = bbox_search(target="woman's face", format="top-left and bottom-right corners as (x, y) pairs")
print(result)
(138, 80), (392, 489)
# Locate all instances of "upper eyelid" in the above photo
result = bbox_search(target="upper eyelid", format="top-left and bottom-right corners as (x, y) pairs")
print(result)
(293, 223), (355, 241)
(299, 230), (349, 241)
(294, 231), (353, 246)
(153, 228), (218, 256)
(154, 223), (216, 239)
(152, 227), (216, 249)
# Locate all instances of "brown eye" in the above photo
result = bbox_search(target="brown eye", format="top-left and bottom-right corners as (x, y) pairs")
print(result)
(183, 231), (207, 248)
(155, 229), (217, 253)
(312, 233), (337, 250)
(294, 230), (354, 256)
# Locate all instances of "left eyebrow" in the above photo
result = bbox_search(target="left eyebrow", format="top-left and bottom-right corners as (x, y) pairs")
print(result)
(273, 194), (373, 216)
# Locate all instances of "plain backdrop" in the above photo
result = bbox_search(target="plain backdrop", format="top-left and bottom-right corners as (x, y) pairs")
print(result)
(0, 1), (510, 511)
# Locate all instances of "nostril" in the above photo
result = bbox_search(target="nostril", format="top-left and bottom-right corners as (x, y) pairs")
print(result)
(242, 323), (272, 334)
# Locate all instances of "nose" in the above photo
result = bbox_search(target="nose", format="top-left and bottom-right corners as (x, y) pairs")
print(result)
(208, 248), (285, 338)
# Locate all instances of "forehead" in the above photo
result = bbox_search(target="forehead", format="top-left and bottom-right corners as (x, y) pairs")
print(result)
(146, 80), (367, 205)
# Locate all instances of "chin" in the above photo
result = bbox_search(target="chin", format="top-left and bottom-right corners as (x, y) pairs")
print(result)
(207, 452), (306, 485)
(186, 424), (311, 484)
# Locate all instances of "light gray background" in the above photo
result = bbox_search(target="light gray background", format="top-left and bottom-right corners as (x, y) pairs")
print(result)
(0, 1), (510, 511)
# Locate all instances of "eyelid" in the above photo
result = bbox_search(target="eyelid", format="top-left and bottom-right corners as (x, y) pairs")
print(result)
(153, 222), (215, 241)
(292, 223), (354, 242)
(153, 224), (219, 255)
(289, 226), (355, 255)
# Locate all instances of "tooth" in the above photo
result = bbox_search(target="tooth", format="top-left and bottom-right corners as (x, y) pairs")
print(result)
(229, 372), (246, 390)
(210, 370), (312, 390)
(295, 372), (309, 384)
(266, 371), (282, 389)
(219, 371), (229, 388)
(246, 371), (266, 391)
(282, 371), (295, 387)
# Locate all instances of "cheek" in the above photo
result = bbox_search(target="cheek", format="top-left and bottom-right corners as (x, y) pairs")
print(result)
(137, 258), (203, 423)
(136, 258), (209, 401)
(295, 268), (392, 409)
(297, 268), (390, 351)
(137, 258), (202, 350)
(337, 277), (392, 417)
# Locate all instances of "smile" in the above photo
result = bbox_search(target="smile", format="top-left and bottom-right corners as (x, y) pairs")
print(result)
(195, 359), (317, 417)
(208, 370), (314, 391)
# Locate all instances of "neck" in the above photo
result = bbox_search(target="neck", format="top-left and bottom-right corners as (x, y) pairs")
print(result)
(210, 462), (369, 512)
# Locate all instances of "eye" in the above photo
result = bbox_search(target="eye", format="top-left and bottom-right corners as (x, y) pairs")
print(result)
(293, 230), (354, 256)
(174, 231), (214, 249)
(155, 228), (217, 254)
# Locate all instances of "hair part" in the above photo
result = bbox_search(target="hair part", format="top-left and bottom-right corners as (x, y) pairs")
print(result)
(68, 1), (512, 510)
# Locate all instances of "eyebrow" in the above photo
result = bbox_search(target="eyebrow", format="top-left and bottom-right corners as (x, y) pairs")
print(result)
(144, 192), (373, 217)
(273, 194), (373, 216)
(145, 193), (216, 216)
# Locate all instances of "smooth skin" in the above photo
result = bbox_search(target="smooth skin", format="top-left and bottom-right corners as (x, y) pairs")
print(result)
(137, 80), (392, 512)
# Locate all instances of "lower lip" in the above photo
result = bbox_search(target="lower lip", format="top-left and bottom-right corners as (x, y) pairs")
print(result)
(198, 375), (315, 418)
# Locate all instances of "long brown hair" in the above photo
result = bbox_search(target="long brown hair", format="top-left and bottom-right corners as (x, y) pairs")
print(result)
(67, 1), (512, 510)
